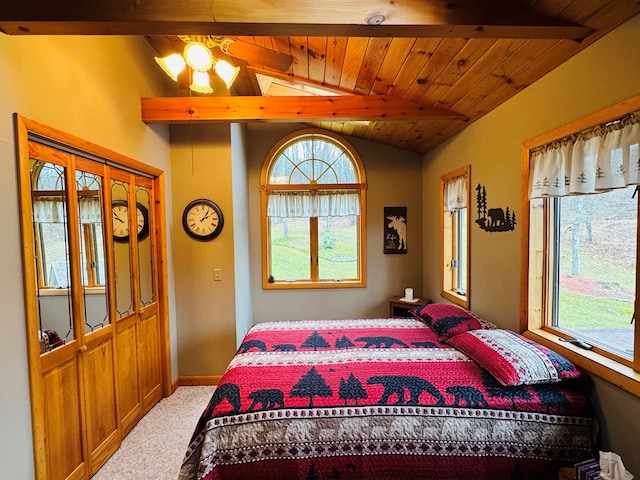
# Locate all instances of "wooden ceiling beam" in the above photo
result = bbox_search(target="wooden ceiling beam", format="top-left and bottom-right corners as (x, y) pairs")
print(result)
(0, 0), (592, 40)
(140, 96), (468, 124)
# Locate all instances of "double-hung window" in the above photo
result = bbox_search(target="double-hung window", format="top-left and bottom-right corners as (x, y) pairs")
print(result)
(261, 130), (367, 289)
(440, 166), (470, 308)
(524, 99), (640, 384)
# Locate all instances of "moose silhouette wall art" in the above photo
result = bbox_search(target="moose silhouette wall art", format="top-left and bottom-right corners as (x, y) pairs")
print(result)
(475, 184), (517, 233)
(384, 206), (407, 254)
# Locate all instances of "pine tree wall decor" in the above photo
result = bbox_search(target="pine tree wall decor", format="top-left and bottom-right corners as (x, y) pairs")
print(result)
(475, 184), (517, 233)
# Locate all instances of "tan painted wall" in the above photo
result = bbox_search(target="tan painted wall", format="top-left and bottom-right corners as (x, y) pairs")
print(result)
(247, 124), (424, 323)
(421, 13), (640, 475)
(0, 35), (174, 479)
(170, 124), (238, 376)
(173, 122), (424, 375)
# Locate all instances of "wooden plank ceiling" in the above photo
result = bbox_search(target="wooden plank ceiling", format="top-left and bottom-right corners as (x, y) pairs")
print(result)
(1, 0), (638, 154)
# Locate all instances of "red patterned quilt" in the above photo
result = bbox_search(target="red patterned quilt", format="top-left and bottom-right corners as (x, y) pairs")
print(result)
(179, 318), (594, 480)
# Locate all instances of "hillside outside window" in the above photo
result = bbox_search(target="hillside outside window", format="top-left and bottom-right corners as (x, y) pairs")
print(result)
(525, 105), (640, 377)
(261, 130), (367, 289)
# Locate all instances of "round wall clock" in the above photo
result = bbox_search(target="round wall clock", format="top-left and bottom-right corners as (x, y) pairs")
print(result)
(182, 198), (224, 241)
(112, 200), (149, 243)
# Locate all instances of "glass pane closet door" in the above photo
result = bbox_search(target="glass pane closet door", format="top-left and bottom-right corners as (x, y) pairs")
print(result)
(74, 156), (119, 475)
(28, 142), (87, 480)
(135, 181), (163, 414)
(17, 115), (168, 480)
(110, 172), (141, 436)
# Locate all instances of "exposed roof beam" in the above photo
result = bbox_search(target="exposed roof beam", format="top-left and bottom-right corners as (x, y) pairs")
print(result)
(0, 0), (592, 40)
(140, 96), (467, 124)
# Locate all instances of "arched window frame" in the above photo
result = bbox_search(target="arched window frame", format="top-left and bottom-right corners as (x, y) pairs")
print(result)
(260, 129), (367, 289)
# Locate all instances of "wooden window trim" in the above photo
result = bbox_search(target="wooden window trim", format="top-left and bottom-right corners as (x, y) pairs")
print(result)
(310, 217), (319, 282)
(520, 94), (640, 398)
(440, 165), (470, 309)
(260, 129), (367, 289)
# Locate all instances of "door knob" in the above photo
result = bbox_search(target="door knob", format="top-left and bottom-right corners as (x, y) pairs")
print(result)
(78, 345), (88, 353)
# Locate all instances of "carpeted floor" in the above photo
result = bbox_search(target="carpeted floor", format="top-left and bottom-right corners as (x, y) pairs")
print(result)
(92, 386), (216, 480)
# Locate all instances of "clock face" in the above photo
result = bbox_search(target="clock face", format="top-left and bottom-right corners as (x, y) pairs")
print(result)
(182, 199), (224, 241)
(112, 202), (130, 240)
(112, 200), (149, 243)
(135, 207), (146, 235)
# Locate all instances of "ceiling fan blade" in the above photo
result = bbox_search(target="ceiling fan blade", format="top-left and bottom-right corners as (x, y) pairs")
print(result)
(225, 40), (293, 72)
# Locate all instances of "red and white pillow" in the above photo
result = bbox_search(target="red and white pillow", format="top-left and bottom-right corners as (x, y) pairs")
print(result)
(447, 329), (582, 386)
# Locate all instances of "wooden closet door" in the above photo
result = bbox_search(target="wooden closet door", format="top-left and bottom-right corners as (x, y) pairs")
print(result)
(135, 180), (163, 415)
(74, 157), (119, 476)
(110, 173), (142, 436)
(17, 115), (170, 480)
(25, 143), (88, 480)
(111, 174), (163, 432)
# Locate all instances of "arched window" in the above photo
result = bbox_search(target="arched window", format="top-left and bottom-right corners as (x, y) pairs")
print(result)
(261, 130), (367, 288)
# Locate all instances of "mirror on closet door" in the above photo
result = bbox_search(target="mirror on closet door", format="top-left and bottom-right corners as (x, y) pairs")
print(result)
(30, 157), (75, 353)
(75, 165), (109, 334)
(110, 179), (134, 318)
(136, 185), (154, 307)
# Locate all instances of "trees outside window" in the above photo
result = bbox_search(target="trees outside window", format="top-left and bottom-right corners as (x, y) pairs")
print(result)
(522, 96), (640, 390)
(261, 130), (367, 289)
(536, 187), (636, 362)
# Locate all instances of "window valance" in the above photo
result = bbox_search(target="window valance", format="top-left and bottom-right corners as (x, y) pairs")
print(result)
(443, 174), (468, 211)
(267, 191), (360, 218)
(529, 111), (640, 199)
(33, 197), (102, 224)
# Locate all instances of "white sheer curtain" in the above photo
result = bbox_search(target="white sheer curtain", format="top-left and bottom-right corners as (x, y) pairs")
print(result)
(443, 174), (468, 211)
(33, 198), (66, 223)
(267, 191), (360, 218)
(529, 112), (640, 198)
(33, 197), (102, 224)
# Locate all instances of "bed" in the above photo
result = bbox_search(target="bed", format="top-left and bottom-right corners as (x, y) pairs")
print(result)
(179, 304), (595, 480)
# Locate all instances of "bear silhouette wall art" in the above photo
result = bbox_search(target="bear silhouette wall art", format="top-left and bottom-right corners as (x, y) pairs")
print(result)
(475, 184), (517, 233)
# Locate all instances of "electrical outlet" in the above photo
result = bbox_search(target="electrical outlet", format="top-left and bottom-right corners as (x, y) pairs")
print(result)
(214, 269), (222, 281)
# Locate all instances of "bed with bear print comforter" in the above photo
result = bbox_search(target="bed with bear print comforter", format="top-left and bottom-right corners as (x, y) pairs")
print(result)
(179, 315), (595, 480)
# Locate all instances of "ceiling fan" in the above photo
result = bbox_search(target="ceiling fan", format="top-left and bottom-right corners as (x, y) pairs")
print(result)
(147, 35), (294, 93)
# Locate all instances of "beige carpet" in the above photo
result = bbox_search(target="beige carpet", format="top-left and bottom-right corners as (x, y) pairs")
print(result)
(93, 386), (216, 480)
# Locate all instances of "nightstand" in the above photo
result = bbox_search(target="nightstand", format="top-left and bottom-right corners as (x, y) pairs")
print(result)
(388, 296), (425, 318)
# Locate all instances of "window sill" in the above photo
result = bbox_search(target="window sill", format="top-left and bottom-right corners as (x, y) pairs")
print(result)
(263, 280), (366, 290)
(524, 328), (640, 398)
(440, 289), (469, 309)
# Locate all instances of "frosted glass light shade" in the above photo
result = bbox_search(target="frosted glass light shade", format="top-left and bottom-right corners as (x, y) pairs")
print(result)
(154, 54), (186, 82)
(190, 71), (213, 94)
(215, 60), (240, 89)
(184, 42), (214, 72)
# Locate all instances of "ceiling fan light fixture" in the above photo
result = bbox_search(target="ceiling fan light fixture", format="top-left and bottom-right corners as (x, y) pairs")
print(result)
(214, 59), (240, 89)
(154, 53), (186, 82)
(154, 37), (241, 92)
(190, 71), (214, 94)
(184, 41), (214, 72)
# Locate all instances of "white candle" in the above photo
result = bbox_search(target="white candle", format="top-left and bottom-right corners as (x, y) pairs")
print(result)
(404, 288), (414, 300)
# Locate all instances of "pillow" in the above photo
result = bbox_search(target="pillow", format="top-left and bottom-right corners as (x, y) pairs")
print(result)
(409, 302), (483, 340)
(447, 329), (582, 386)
